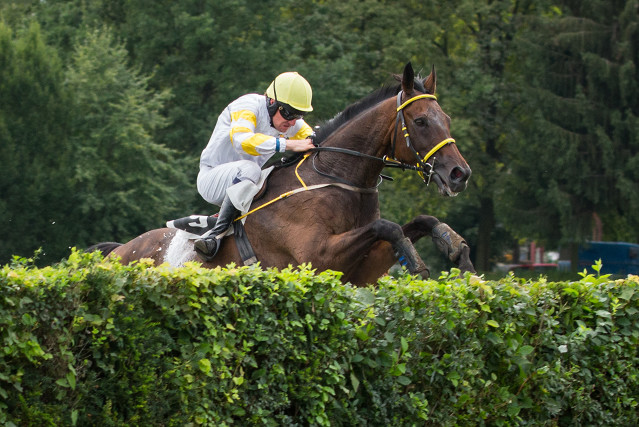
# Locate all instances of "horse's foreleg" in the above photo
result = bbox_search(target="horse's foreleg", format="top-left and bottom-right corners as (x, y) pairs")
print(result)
(402, 215), (476, 274)
(431, 222), (475, 273)
(372, 219), (428, 277)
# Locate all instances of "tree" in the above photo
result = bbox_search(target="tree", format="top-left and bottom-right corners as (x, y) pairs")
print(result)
(13, 0), (630, 273)
(415, 0), (560, 271)
(64, 28), (190, 247)
(500, 0), (639, 253)
(0, 18), (191, 264)
(0, 21), (73, 265)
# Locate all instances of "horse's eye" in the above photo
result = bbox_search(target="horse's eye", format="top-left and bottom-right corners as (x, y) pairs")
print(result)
(414, 117), (427, 127)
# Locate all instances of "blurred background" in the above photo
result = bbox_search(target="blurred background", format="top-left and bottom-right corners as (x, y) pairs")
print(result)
(1, 0), (637, 277)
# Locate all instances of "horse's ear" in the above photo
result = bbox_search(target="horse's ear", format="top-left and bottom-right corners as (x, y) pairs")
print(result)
(401, 62), (415, 93)
(423, 65), (437, 95)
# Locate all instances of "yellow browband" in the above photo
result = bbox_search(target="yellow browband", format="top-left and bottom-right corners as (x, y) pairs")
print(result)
(396, 93), (437, 111)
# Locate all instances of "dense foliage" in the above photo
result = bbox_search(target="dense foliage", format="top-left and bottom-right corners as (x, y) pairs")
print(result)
(1, 251), (637, 425)
(1, 0), (637, 271)
(500, 0), (639, 246)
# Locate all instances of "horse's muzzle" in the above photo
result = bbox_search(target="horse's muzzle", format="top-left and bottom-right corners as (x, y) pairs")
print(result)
(450, 165), (471, 189)
(434, 164), (471, 196)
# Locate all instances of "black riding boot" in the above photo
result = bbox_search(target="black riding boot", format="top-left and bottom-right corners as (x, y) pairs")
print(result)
(194, 195), (240, 261)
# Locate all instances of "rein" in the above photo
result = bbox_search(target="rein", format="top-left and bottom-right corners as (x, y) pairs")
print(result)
(310, 146), (421, 172)
(235, 154), (377, 222)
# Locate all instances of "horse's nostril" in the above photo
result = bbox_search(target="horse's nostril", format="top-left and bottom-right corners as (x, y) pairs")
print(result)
(450, 166), (469, 183)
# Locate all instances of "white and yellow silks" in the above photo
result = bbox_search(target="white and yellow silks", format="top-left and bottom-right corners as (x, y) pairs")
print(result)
(200, 93), (313, 172)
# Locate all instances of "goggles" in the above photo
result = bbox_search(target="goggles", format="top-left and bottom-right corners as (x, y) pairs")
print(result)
(278, 103), (304, 121)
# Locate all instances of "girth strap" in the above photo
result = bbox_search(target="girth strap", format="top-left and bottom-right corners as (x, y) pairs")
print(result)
(233, 220), (257, 265)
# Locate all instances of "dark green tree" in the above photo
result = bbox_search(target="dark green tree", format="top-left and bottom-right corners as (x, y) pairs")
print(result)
(13, 0), (628, 274)
(64, 28), (190, 246)
(0, 21), (73, 265)
(500, 0), (639, 253)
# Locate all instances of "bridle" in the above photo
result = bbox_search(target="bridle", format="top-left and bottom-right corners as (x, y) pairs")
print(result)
(390, 91), (455, 184)
(311, 90), (456, 187)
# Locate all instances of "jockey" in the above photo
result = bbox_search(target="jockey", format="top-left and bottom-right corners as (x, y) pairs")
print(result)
(194, 71), (316, 260)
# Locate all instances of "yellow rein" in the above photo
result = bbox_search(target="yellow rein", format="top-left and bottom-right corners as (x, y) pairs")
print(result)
(234, 154), (311, 221)
(235, 154), (376, 222)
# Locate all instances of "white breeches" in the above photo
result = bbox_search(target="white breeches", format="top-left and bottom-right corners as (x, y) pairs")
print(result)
(197, 160), (262, 206)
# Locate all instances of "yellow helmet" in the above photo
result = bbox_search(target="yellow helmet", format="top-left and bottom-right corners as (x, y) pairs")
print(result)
(265, 72), (313, 112)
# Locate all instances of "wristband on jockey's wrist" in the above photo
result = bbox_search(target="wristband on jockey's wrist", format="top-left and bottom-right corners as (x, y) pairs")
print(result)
(276, 137), (287, 152)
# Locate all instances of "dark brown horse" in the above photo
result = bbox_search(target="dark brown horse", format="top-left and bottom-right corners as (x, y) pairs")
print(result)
(94, 63), (475, 285)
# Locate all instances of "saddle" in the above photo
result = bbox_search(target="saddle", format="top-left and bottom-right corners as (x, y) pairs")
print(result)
(166, 214), (219, 236)
(167, 213), (257, 266)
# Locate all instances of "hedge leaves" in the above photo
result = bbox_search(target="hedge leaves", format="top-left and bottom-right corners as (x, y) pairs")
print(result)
(1, 251), (638, 425)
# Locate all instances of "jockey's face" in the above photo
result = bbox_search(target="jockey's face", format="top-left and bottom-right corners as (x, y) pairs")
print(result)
(272, 110), (298, 132)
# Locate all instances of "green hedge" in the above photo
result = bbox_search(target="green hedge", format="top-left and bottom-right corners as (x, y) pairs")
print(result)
(1, 251), (638, 426)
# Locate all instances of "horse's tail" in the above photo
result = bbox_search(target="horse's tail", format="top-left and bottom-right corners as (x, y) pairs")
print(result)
(86, 242), (122, 257)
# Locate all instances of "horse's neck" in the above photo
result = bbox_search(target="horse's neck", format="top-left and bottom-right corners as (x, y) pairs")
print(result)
(317, 99), (395, 187)
(324, 98), (395, 155)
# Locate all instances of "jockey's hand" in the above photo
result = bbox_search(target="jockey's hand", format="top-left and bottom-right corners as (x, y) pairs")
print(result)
(285, 138), (315, 152)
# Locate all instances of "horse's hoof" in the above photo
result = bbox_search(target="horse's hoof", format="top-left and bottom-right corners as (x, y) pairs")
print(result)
(432, 223), (468, 263)
(418, 267), (430, 280)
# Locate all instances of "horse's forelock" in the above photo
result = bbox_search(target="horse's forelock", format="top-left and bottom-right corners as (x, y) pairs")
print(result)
(315, 77), (426, 144)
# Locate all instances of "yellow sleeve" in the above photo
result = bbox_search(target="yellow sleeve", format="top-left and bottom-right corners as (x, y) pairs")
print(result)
(229, 109), (276, 156)
(290, 122), (314, 140)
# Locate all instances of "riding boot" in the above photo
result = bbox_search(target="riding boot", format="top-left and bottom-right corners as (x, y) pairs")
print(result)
(194, 195), (240, 261)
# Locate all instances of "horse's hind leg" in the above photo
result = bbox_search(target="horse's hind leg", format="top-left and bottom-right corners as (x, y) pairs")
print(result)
(319, 219), (429, 285)
(402, 215), (476, 274)
(347, 240), (397, 285)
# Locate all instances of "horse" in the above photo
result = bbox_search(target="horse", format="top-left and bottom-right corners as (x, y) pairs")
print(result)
(92, 63), (475, 286)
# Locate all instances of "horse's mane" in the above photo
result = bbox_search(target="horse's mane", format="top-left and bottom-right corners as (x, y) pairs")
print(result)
(314, 77), (426, 144)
